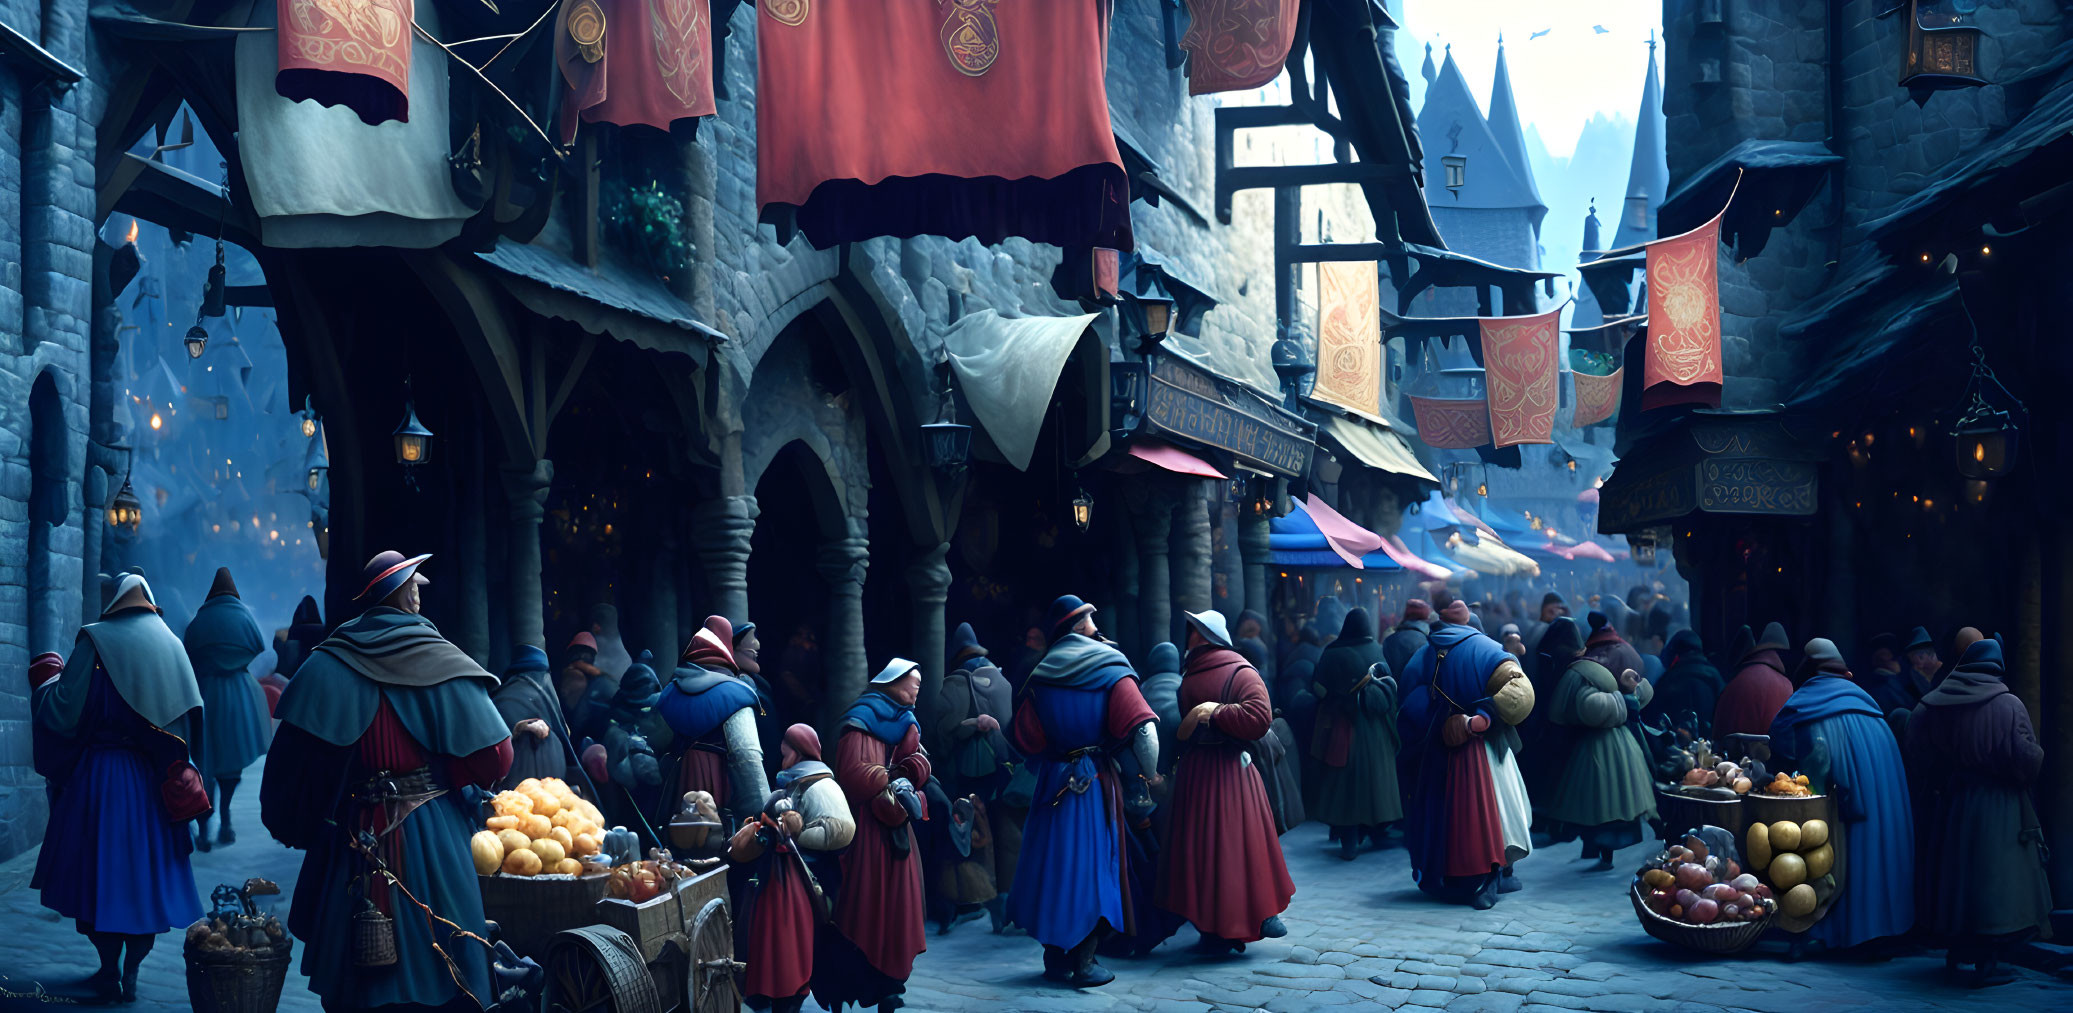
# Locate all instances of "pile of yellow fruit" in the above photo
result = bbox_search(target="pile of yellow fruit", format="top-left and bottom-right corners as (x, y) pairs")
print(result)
(1746, 817), (1834, 918)
(470, 777), (607, 877)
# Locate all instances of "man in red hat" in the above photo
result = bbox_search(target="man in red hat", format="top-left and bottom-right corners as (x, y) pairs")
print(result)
(657, 615), (769, 824)
(262, 551), (513, 1011)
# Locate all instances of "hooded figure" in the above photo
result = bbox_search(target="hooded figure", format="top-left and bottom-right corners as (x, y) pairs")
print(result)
(932, 621), (1022, 929)
(1543, 633), (1657, 869)
(1522, 617), (1585, 816)
(1005, 608), (1159, 985)
(1905, 639), (2051, 984)
(492, 644), (575, 790)
(1521, 592), (1566, 654)
(558, 631), (601, 716)
(269, 595), (326, 691)
(1158, 611), (1295, 953)
(1383, 600), (1433, 678)
(1714, 623), (1795, 741)
(261, 553), (513, 1010)
(32, 575), (206, 1003)
(1141, 642), (1184, 771)
(1309, 608), (1402, 858)
(731, 723), (854, 1013)
(587, 651), (673, 829)
(1768, 638), (1916, 953)
(587, 602), (634, 683)
(816, 660), (932, 1011)
(183, 567), (272, 850)
(657, 617), (769, 820)
(1645, 629), (1724, 735)
(1583, 611), (1644, 689)
(1396, 605), (1535, 908)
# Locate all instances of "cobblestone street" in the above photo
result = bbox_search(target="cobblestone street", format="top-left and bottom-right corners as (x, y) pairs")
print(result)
(0, 761), (2063, 1012)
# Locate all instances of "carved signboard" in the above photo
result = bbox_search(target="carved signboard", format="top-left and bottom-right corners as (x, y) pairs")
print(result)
(1698, 459), (1818, 515)
(1113, 357), (1314, 476)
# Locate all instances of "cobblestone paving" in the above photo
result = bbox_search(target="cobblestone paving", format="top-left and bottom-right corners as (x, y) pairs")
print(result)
(0, 763), (2063, 1012)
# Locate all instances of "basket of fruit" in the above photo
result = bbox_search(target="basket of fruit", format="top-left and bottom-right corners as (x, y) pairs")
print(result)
(1654, 740), (1764, 843)
(1631, 828), (1777, 954)
(184, 880), (292, 1013)
(1743, 779), (1843, 934)
(473, 778), (618, 957)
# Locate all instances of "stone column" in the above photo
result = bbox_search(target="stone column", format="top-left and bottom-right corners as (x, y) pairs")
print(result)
(818, 527), (871, 730)
(501, 460), (553, 650)
(691, 495), (759, 626)
(1171, 482), (1214, 623)
(456, 470), (491, 664)
(644, 532), (681, 661)
(1131, 485), (1175, 650)
(906, 541), (952, 736)
(1237, 505), (1273, 622)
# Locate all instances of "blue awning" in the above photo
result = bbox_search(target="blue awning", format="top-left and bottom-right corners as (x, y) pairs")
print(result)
(1269, 500), (1402, 571)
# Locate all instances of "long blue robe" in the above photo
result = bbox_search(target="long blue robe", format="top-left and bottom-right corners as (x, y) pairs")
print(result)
(1397, 625), (1513, 898)
(1769, 675), (1917, 948)
(184, 593), (272, 781)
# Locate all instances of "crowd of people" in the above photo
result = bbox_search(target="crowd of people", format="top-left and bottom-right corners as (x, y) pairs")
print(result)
(20, 554), (2053, 1010)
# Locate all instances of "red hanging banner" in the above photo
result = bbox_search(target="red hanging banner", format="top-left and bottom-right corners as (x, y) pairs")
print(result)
(1571, 368), (1624, 427)
(1642, 211), (1725, 411)
(1479, 306), (1562, 448)
(556, 0), (714, 142)
(756, 0), (1130, 250)
(1409, 396), (1493, 450)
(1181, 0), (1302, 95)
(276, 0), (413, 126)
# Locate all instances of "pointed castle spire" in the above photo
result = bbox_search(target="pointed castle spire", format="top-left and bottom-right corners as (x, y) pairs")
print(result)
(1422, 42), (1437, 87)
(1485, 33), (1547, 233)
(1612, 31), (1670, 250)
(1572, 200), (1605, 329)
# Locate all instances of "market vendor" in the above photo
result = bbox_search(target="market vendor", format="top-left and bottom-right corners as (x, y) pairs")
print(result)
(731, 723), (854, 1013)
(1767, 638), (1915, 955)
(657, 616), (770, 823)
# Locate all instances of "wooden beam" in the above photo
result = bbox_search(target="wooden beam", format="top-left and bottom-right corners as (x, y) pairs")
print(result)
(545, 331), (599, 425)
(103, 153), (260, 248)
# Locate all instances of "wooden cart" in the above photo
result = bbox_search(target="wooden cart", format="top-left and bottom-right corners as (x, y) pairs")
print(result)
(541, 865), (741, 1013)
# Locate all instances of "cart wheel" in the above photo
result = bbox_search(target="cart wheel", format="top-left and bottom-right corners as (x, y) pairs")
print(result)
(548, 925), (661, 1013)
(687, 898), (743, 1013)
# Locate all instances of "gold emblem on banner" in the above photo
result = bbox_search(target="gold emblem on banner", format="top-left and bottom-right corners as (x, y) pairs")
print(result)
(650, 0), (706, 107)
(940, 0), (1002, 77)
(566, 0), (605, 63)
(765, 0), (808, 27)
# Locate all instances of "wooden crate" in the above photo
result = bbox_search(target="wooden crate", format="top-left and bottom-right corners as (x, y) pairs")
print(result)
(479, 872), (613, 960)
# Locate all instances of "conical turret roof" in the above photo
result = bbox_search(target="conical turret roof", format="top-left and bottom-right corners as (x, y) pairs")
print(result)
(1416, 46), (1542, 217)
(1486, 37), (1546, 230)
(1612, 35), (1670, 250)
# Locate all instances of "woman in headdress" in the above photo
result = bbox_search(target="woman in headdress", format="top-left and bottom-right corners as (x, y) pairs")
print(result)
(732, 723), (854, 1013)
(31, 575), (205, 1003)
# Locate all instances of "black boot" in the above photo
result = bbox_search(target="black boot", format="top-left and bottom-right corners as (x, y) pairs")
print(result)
(215, 777), (239, 845)
(1041, 944), (1071, 982)
(1068, 934), (1114, 987)
(1496, 866), (1523, 893)
(1259, 915), (1287, 938)
(118, 934), (153, 1004)
(985, 896), (1008, 933)
(1589, 846), (1614, 872)
(1339, 831), (1359, 862)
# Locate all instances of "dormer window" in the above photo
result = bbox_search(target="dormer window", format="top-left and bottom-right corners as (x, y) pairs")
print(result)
(1442, 155), (1466, 192)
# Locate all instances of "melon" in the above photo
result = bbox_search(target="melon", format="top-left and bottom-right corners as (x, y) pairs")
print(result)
(1747, 823), (1772, 870)
(1803, 842), (1834, 879)
(1800, 819), (1830, 849)
(1780, 882), (1817, 917)
(1770, 851), (1808, 890)
(1769, 820), (1803, 852)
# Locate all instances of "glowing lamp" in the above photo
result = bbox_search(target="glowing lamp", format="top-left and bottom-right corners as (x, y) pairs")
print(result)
(184, 324), (208, 359)
(1953, 410), (2014, 479)
(393, 400), (433, 466)
(106, 479), (143, 535)
(1072, 487), (1094, 531)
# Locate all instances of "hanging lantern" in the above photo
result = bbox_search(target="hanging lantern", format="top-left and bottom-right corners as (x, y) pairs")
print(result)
(1898, 0), (1987, 91)
(301, 395), (319, 439)
(920, 420), (972, 477)
(106, 478), (143, 535)
(305, 420), (329, 494)
(1953, 409), (2014, 478)
(1476, 482), (1489, 497)
(184, 322), (209, 359)
(1071, 486), (1094, 531)
(393, 398), (433, 466)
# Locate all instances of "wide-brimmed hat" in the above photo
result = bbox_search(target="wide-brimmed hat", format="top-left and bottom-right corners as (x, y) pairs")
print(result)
(1905, 626), (1935, 652)
(354, 551), (430, 605)
(1183, 610), (1233, 649)
(1047, 595), (1097, 636)
(872, 657), (922, 685)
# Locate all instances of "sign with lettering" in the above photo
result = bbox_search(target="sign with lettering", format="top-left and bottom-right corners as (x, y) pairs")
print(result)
(1698, 459), (1818, 515)
(1113, 357), (1314, 476)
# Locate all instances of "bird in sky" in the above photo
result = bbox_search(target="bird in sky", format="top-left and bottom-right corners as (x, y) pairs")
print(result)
(1529, 28), (1551, 40)
(1592, 25), (1610, 34)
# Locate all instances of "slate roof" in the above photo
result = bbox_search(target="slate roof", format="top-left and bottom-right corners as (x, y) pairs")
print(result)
(1417, 47), (1542, 214)
(1485, 39), (1546, 227)
(1610, 42), (1669, 251)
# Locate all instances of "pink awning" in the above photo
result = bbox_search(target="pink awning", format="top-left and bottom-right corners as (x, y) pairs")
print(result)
(1128, 439), (1226, 479)
(1543, 539), (1617, 563)
(1379, 534), (1455, 581)
(1302, 494), (1385, 569)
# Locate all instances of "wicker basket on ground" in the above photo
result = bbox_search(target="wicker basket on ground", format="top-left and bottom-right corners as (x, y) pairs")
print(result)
(1629, 884), (1770, 955)
(185, 940), (293, 1013)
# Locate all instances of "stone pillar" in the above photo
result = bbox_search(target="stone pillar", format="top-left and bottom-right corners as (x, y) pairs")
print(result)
(1171, 482), (1214, 623)
(1131, 485), (1175, 650)
(501, 460), (553, 650)
(691, 495), (758, 625)
(644, 532), (681, 661)
(1110, 507), (1141, 662)
(906, 541), (952, 736)
(818, 527), (871, 730)
(1237, 506), (1273, 623)
(456, 470), (491, 664)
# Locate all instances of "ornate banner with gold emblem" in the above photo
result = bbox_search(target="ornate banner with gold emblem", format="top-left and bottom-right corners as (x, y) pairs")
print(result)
(556, 0), (714, 141)
(1479, 306), (1562, 448)
(276, 0), (413, 125)
(1642, 211), (1725, 410)
(1181, 0), (1302, 95)
(1410, 395), (1493, 450)
(1311, 261), (1382, 419)
(1571, 368), (1624, 427)
(757, 0), (1129, 250)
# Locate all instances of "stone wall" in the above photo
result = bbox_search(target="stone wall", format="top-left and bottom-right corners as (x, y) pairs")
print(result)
(0, 0), (106, 861)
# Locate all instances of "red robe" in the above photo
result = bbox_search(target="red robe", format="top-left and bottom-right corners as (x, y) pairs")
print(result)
(833, 724), (930, 979)
(1158, 646), (1294, 941)
(1713, 649), (1794, 740)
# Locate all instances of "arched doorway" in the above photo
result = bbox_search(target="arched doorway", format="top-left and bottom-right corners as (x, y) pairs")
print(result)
(748, 440), (845, 731)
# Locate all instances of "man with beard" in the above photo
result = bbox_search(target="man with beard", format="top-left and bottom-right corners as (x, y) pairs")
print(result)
(262, 552), (512, 1011)
(557, 632), (602, 718)
(1396, 600), (1535, 908)
(184, 567), (270, 850)
(658, 616), (769, 823)
(933, 622), (1021, 932)
(1769, 638), (1915, 956)
(1159, 610), (1294, 954)
(815, 660), (931, 1013)
(1006, 596), (1160, 982)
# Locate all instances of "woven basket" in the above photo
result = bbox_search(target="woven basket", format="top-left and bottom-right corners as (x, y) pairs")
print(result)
(1629, 884), (1770, 954)
(184, 942), (292, 1013)
(480, 869), (615, 959)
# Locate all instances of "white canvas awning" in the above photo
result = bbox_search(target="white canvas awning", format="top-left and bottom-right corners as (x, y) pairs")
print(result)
(943, 309), (1100, 471)
(1321, 414), (1438, 484)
